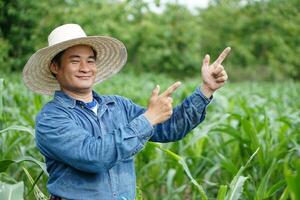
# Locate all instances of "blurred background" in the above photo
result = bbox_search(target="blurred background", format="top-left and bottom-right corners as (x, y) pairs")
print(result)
(1, 0), (299, 80)
(0, 0), (299, 199)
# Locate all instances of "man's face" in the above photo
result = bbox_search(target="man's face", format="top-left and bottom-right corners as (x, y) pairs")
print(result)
(51, 45), (97, 94)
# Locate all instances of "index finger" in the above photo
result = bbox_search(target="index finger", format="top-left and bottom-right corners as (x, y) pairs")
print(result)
(160, 81), (182, 97)
(215, 47), (231, 65)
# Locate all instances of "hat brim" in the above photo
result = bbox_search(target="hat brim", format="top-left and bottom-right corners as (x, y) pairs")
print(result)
(23, 36), (127, 95)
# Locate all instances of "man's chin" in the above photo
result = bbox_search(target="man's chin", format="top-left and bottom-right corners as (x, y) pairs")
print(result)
(79, 85), (94, 91)
(75, 80), (94, 88)
(71, 84), (94, 92)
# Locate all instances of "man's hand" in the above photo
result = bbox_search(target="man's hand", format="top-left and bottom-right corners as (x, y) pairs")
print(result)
(144, 81), (181, 126)
(201, 47), (231, 98)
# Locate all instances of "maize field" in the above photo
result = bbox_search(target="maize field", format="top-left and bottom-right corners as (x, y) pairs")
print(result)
(0, 72), (299, 199)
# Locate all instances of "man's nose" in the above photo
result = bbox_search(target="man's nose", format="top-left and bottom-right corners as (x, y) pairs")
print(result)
(79, 61), (90, 72)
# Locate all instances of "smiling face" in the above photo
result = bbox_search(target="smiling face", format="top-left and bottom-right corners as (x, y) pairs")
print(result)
(50, 45), (97, 95)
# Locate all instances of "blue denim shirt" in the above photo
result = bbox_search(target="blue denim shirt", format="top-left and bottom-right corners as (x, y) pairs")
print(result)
(35, 87), (211, 200)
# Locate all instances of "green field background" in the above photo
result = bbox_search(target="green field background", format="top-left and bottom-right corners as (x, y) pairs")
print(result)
(0, 0), (300, 199)
(1, 72), (299, 199)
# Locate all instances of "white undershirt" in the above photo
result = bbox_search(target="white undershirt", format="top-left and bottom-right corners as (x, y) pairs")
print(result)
(89, 103), (99, 115)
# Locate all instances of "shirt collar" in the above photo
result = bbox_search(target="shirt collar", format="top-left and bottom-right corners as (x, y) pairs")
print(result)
(54, 90), (115, 108)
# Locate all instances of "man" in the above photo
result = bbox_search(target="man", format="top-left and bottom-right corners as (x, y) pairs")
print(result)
(23, 24), (230, 200)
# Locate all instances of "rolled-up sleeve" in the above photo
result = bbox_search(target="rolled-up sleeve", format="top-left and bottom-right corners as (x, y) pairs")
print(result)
(150, 87), (212, 142)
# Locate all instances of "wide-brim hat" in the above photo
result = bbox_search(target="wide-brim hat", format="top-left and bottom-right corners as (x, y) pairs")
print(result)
(23, 24), (127, 95)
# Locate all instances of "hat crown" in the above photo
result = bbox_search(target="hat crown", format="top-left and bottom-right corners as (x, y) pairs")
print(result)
(48, 24), (87, 46)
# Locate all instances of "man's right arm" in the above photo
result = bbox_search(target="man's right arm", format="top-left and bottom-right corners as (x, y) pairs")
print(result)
(35, 105), (153, 173)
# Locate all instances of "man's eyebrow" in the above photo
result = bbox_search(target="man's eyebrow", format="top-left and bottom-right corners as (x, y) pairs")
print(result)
(68, 55), (80, 59)
(68, 55), (96, 59)
(88, 55), (96, 60)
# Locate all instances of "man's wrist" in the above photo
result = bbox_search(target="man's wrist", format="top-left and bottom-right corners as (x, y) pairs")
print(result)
(200, 84), (214, 99)
(143, 111), (156, 126)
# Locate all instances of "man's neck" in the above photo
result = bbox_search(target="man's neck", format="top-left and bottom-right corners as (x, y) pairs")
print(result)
(62, 89), (93, 103)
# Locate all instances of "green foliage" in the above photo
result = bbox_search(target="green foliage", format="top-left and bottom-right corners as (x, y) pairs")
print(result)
(0, 181), (24, 200)
(0, 0), (49, 72)
(0, 38), (10, 66)
(284, 157), (300, 200)
(23, 168), (47, 200)
(0, 0), (299, 80)
(0, 72), (300, 199)
(199, 0), (300, 80)
(0, 79), (3, 121)
(149, 142), (208, 200)
(226, 148), (258, 200)
(217, 185), (228, 200)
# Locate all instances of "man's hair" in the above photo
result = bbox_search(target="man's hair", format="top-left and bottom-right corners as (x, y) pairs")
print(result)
(51, 50), (65, 67)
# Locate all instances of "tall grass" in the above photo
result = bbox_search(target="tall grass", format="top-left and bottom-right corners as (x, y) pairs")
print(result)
(0, 72), (299, 199)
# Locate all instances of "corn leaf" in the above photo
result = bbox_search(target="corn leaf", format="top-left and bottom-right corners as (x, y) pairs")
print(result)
(226, 148), (259, 200)
(0, 181), (24, 200)
(149, 142), (208, 200)
(217, 185), (228, 200)
(23, 168), (48, 200)
(0, 79), (3, 118)
(0, 157), (47, 176)
(0, 125), (35, 137)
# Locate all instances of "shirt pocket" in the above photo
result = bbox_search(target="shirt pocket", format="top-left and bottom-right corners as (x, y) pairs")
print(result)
(102, 104), (128, 133)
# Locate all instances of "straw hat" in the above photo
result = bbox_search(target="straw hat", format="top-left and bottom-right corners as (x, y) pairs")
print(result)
(23, 24), (127, 95)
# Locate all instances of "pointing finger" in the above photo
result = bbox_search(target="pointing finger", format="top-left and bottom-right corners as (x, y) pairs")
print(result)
(215, 47), (231, 65)
(161, 81), (182, 97)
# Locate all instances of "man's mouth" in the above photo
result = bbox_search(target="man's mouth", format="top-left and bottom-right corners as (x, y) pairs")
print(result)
(76, 76), (92, 80)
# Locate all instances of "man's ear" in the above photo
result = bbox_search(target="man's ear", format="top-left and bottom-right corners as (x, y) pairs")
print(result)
(50, 63), (59, 75)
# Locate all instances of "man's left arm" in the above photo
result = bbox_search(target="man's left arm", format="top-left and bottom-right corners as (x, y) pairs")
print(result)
(149, 47), (231, 142)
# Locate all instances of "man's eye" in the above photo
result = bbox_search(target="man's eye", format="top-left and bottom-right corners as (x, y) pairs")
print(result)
(88, 60), (96, 64)
(71, 60), (80, 63)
